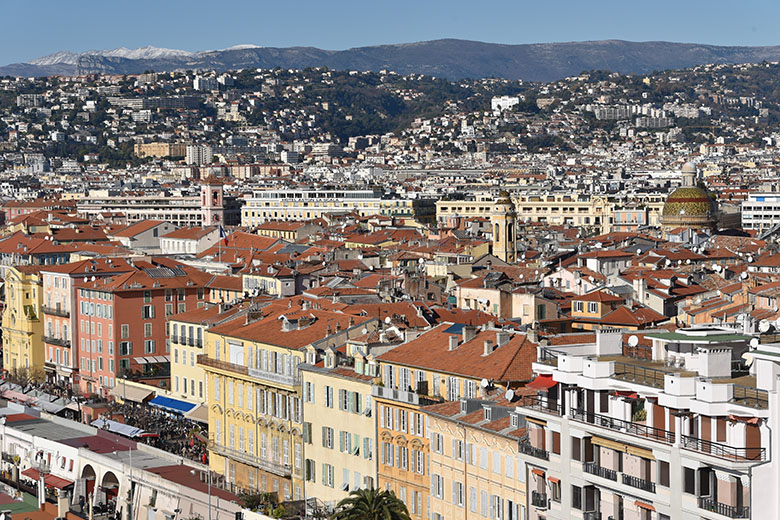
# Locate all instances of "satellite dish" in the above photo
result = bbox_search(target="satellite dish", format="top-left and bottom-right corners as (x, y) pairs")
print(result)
(83, 277), (88, 283)
(358, 254), (363, 260)
(759, 320), (770, 333)
(628, 335), (639, 347)
(384, 316), (391, 324)
(714, 264), (722, 272)
(418, 258), (425, 264)
(775, 317), (780, 329)
(90, 275), (96, 282)
(748, 255), (754, 263)
(361, 327), (368, 334)
(686, 259), (691, 265)
(665, 259), (672, 266)
(480, 378), (490, 388)
(505, 390), (515, 402)
(637, 248), (642, 255)
(741, 272), (749, 280)
(750, 338), (760, 348)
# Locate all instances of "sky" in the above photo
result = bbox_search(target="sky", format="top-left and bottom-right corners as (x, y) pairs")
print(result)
(3, 0), (780, 65)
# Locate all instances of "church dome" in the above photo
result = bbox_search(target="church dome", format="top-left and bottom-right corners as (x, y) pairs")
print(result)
(496, 190), (512, 204)
(661, 186), (716, 229)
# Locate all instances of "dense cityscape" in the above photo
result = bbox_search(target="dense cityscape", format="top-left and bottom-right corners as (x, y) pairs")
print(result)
(2, 27), (780, 520)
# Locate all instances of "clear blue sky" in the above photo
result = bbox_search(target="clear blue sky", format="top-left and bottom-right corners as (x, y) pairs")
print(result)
(3, 0), (779, 64)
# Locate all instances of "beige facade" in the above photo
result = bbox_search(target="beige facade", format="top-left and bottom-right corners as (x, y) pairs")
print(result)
(134, 142), (187, 158)
(299, 360), (377, 507)
(437, 193), (613, 233)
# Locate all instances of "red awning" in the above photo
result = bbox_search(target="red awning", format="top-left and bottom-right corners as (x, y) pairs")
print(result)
(21, 468), (73, 489)
(635, 501), (655, 511)
(548, 477), (560, 484)
(527, 374), (557, 390)
(728, 415), (760, 425)
(531, 468), (545, 477)
(615, 390), (639, 399)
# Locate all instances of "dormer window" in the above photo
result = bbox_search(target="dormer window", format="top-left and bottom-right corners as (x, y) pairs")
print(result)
(484, 407), (492, 421)
(510, 414), (519, 428)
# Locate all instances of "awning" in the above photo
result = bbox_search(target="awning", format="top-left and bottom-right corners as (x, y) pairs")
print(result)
(91, 418), (145, 438)
(21, 468), (73, 489)
(729, 415), (760, 425)
(591, 436), (655, 460)
(526, 417), (548, 426)
(148, 395), (197, 414)
(531, 468), (545, 477)
(635, 501), (655, 511)
(615, 390), (639, 399)
(185, 404), (209, 424)
(527, 374), (557, 390)
(548, 477), (560, 484)
(109, 384), (153, 403)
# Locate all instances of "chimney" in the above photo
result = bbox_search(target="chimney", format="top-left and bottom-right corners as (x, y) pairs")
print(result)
(463, 325), (478, 343)
(496, 331), (510, 347)
(449, 335), (459, 351)
(483, 340), (494, 356)
(527, 328), (539, 344)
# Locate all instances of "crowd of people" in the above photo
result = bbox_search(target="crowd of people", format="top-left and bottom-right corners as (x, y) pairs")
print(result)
(106, 401), (209, 464)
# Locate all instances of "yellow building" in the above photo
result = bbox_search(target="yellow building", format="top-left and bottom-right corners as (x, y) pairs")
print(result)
(437, 193), (612, 233)
(299, 344), (377, 506)
(427, 395), (528, 520)
(134, 142), (186, 158)
(1, 266), (44, 373)
(169, 303), (245, 405)
(201, 300), (376, 501)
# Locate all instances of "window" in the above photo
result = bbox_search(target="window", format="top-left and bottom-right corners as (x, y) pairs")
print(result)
(144, 340), (155, 354)
(469, 487), (477, 513)
(659, 460), (670, 487)
(142, 305), (155, 319)
(493, 451), (501, 473)
(552, 431), (561, 455)
(588, 302), (598, 313)
(684, 467), (696, 494)
(572, 437), (582, 461)
(322, 427), (334, 449)
(550, 479), (561, 502)
(121, 324), (129, 339)
(432, 433), (443, 454)
(574, 301), (583, 312)
(452, 481), (464, 507)
(321, 463), (334, 488)
(431, 474), (444, 499)
(452, 439), (464, 461)
(119, 342), (132, 356)
(144, 323), (153, 337)
(324, 386), (334, 408)
(572, 485), (582, 510)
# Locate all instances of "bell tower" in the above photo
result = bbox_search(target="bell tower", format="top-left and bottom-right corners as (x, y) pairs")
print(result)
(201, 178), (224, 226)
(491, 190), (517, 263)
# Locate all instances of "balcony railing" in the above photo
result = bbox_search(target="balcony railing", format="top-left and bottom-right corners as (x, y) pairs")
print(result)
(197, 355), (248, 376)
(681, 435), (766, 462)
(531, 491), (548, 509)
(583, 462), (617, 481)
(518, 441), (549, 461)
(518, 395), (563, 416)
(583, 512), (601, 520)
(731, 384), (768, 409)
(570, 408), (675, 444)
(43, 335), (70, 348)
(622, 473), (656, 493)
(208, 440), (292, 478)
(613, 361), (666, 388)
(42, 305), (69, 318)
(539, 348), (558, 366)
(698, 496), (750, 519)
(248, 367), (300, 387)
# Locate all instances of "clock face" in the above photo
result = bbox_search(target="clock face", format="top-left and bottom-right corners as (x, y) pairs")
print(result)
(214, 215), (220, 222)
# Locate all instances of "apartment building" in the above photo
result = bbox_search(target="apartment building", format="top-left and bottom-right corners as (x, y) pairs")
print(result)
(133, 142), (187, 159)
(741, 192), (780, 233)
(40, 258), (134, 385)
(436, 194), (613, 233)
(201, 300), (376, 502)
(299, 348), (377, 506)
(241, 189), (436, 226)
(73, 263), (211, 396)
(518, 327), (768, 520)
(169, 303), (245, 405)
(427, 394), (529, 520)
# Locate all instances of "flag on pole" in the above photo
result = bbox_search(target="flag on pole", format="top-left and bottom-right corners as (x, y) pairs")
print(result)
(219, 226), (228, 246)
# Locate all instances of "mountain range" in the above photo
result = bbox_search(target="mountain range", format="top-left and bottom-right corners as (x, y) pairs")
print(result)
(4, 39), (780, 82)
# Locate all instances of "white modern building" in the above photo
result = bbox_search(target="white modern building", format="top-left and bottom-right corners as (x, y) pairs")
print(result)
(741, 193), (780, 233)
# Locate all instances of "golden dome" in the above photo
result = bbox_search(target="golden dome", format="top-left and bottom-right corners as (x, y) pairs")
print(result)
(661, 186), (716, 229)
(496, 190), (512, 204)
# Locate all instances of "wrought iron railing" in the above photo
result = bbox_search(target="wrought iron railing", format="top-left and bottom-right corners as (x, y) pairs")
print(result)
(42, 305), (69, 318)
(731, 384), (768, 409)
(698, 496), (749, 518)
(518, 441), (549, 461)
(681, 435), (766, 462)
(622, 473), (656, 493)
(570, 408), (675, 444)
(531, 491), (548, 508)
(583, 462), (617, 481)
(613, 361), (666, 388)
(43, 335), (70, 348)
(518, 395), (563, 416)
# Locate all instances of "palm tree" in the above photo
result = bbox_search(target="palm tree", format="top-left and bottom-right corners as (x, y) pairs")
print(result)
(330, 488), (411, 520)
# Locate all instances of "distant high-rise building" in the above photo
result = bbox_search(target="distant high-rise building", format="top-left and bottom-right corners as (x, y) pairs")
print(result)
(186, 145), (213, 166)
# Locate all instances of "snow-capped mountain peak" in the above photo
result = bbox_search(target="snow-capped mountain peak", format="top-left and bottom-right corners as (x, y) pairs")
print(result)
(29, 46), (192, 66)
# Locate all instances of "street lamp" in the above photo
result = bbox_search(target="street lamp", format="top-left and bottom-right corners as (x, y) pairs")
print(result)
(191, 469), (211, 520)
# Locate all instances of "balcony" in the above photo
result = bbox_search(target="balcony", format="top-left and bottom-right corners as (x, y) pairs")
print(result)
(681, 435), (766, 462)
(208, 440), (292, 478)
(371, 385), (441, 406)
(518, 395), (563, 416)
(518, 441), (549, 461)
(570, 408), (675, 444)
(698, 496), (749, 519)
(621, 473), (656, 493)
(197, 354), (248, 376)
(583, 512), (601, 520)
(583, 462), (617, 481)
(42, 305), (69, 318)
(43, 335), (70, 348)
(248, 367), (300, 387)
(531, 491), (548, 509)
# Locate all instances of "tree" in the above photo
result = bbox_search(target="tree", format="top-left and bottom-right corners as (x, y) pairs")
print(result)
(330, 488), (411, 520)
